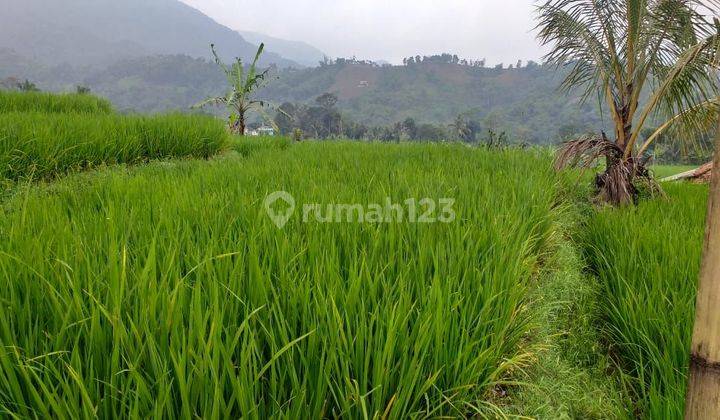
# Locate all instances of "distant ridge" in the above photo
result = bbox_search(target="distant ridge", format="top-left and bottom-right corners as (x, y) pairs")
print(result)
(0, 0), (298, 68)
(238, 31), (326, 68)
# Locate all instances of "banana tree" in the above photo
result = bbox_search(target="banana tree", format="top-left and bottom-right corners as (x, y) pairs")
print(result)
(538, 0), (720, 205)
(193, 43), (273, 135)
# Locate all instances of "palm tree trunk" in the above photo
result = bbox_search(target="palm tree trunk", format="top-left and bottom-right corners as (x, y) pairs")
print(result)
(239, 113), (246, 136)
(685, 119), (720, 419)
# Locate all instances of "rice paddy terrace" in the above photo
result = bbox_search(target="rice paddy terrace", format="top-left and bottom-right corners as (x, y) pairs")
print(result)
(0, 92), (708, 419)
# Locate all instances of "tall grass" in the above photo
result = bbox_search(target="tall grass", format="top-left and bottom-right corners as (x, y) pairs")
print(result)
(0, 143), (566, 418)
(0, 91), (113, 114)
(0, 112), (228, 181)
(583, 183), (709, 418)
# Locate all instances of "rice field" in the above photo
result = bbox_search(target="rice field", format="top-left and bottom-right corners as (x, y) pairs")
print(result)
(0, 91), (113, 114)
(0, 91), (714, 419)
(0, 141), (579, 418)
(650, 165), (699, 179)
(583, 183), (709, 418)
(0, 111), (228, 182)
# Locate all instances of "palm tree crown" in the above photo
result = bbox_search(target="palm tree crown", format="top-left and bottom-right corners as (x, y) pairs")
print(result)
(538, 0), (720, 203)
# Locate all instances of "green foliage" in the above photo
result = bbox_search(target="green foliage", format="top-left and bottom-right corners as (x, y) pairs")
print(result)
(194, 43), (272, 134)
(538, 0), (719, 165)
(0, 112), (227, 181)
(274, 94), (343, 139)
(3, 50), (608, 144)
(0, 90), (112, 114)
(18, 79), (38, 91)
(263, 61), (603, 143)
(75, 85), (91, 95)
(0, 143), (567, 418)
(583, 183), (709, 417)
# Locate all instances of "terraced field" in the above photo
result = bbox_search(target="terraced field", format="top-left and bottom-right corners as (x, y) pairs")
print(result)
(0, 92), (712, 419)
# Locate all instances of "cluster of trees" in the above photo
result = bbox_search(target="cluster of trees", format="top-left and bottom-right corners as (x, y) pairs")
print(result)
(275, 93), (344, 139)
(318, 56), (386, 68)
(0, 77), (39, 91)
(262, 56), (603, 143)
(1, 76), (93, 95)
(402, 53), (541, 70)
(642, 128), (715, 165)
(317, 53), (543, 71)
(273, 92), (521, 145)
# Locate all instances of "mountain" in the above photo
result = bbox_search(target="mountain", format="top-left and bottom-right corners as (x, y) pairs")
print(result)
(238, 31), (326, 67)
(0, 0), (297, 68)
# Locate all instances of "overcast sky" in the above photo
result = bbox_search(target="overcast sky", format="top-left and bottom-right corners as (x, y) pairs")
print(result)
(178, 0), (548, 65)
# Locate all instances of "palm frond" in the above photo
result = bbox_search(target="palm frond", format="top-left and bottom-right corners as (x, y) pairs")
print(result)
(554, 133), (623, 170)
(626, 30), (720, 155)
(210, 44), (230, 76)
(191, 96), (227, 109)
(638, 97), (720, 155)
(537, 0), (616, 101)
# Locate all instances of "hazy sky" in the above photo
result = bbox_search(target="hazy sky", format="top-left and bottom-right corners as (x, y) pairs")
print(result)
(178, 0), (547, 65)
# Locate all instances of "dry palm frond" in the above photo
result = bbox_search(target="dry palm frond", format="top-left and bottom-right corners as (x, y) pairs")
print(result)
(595, 156), (663, 205)
(555, 133), (663, 205)
(554, 133), (623, 170)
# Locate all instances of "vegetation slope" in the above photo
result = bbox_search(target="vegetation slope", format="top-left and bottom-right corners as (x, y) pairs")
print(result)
(1, 54), (608, 144)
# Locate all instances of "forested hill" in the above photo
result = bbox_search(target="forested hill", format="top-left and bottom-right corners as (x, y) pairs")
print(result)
(261, 59), (605, 142)
(0, 0), (296, 68)
(0, 51), (608, 144)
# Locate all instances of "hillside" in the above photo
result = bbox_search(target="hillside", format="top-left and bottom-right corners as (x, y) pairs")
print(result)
(261, 61), (606, 142)
(0, 50), (609, 143)
(0, 0), (297, 68)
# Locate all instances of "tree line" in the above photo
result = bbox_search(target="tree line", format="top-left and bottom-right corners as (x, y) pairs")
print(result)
(272, 92), (522, 145)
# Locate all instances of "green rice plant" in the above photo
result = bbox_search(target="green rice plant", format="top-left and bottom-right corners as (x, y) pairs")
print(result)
(229, 135), (292, 158)
(650, 165), (699, 179)
(0, 91), (113, 114)
(0, 112), (228, 181)
(583, 183), (709, 418)
(0, 143), (567, 418)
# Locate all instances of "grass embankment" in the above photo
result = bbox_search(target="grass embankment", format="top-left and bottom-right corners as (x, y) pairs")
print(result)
(0, 112), (228, 181)
(584, 183), (708, 418)
(0, 91), (113, 114)
(502, 186), (627, 418)
(0, 91), (229, 182)
(0, 142), (569, 418)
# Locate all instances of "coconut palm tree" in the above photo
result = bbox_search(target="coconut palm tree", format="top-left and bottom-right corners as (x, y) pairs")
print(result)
(538, 0), (720, 205)
(193, 43), (272, 135)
